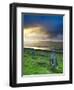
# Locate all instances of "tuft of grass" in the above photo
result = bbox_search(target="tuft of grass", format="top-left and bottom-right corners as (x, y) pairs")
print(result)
(22, 48), (63, 75)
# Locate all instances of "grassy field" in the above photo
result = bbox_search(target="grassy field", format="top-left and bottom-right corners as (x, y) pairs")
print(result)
(22, 48), (63, 75)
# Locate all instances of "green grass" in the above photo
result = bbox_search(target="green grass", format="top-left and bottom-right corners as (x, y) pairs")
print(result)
(22, 48), (63, 75)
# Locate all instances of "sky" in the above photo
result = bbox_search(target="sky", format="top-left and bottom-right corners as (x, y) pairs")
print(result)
(22, 13), (63, 36)
(22, 13), (63, 49)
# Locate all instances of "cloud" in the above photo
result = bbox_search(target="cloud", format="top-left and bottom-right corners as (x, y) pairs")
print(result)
(23, 26), (63, 50)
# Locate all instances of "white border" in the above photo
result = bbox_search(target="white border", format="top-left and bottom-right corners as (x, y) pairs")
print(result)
(16, 7), (70, 83)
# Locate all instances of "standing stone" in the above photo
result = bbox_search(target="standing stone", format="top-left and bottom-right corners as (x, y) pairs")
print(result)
(31, 49), (35, 59)
(50, 49), (58, 69)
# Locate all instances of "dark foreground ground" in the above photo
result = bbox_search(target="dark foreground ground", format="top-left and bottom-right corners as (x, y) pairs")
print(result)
(22, 48), (63, 75)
